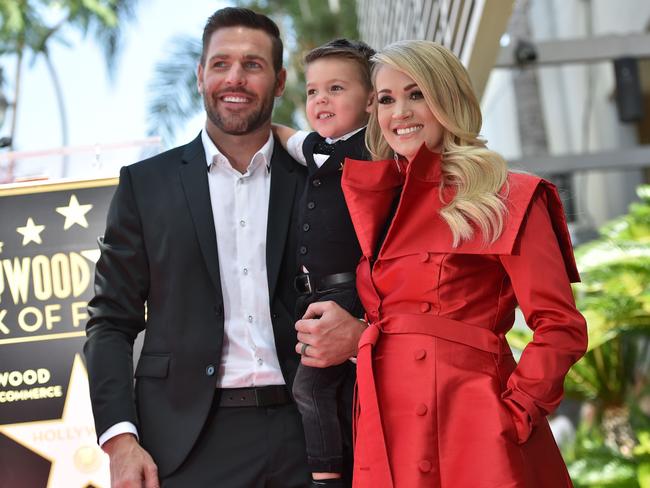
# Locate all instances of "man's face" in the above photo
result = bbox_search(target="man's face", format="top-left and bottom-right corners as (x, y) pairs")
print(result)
(197, 26), (286, 136)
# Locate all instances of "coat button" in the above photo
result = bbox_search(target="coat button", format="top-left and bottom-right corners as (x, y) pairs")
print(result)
(415, 403), (428, 416)
(205, 365), (215, 376)
(307, 201), (316, 209)
(414, 349), (427, 360)
(312, 179), (322, 187)
(299, 246), (308, 255)
(420, 252), (430, 262)
(418, 460), (432, 473)
(302, 223), (310, 231)
(420, 302), (431, 313)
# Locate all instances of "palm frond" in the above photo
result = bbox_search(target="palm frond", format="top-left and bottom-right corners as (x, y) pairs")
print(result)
(146, 35), (203, 147)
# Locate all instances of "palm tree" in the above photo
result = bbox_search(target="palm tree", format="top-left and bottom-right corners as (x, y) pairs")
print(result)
(146, 35), (203, 147)
(146, 0), (360, 147)
(0, 0), (139, 176)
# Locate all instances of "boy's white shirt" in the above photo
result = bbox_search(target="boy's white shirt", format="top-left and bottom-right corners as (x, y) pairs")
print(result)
(286, 126), (365, 168)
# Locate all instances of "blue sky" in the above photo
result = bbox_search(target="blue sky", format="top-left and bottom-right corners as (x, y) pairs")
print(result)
(1, 0), (227, 178)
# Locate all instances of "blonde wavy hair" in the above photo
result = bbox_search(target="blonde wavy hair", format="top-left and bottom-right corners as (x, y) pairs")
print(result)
(366, 40), (508, 247)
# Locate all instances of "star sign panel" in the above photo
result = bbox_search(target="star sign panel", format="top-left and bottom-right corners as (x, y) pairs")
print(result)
(0, 178), (118, 488)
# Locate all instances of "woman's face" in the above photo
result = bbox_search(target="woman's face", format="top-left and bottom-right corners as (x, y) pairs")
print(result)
(375, 64), (444, 162)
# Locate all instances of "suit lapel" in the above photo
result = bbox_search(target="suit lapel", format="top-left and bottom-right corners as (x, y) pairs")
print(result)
(266, 139), (299, 300)
(179, 134), (223, 295)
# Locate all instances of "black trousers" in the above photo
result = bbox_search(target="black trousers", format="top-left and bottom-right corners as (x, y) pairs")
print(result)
(293, 282), (363, 475)
(161, 395), (310, 487)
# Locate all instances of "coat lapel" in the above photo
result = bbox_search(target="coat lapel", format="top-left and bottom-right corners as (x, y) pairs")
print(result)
(266, 140), (299, 300)
(179, 134), (223, 296)
(341, 157), (404, 258)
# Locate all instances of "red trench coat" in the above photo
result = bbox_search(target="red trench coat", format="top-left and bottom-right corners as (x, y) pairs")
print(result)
(341, 148), (588, 488)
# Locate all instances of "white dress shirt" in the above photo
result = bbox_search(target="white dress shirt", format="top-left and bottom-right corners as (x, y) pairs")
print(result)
(99, 129), (285, 446)
(286, 126), (365, 168)
(202, 129), (285, 388)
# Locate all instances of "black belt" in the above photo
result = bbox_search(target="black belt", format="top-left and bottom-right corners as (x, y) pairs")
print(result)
(217, 386), (291, 407)
(294, 271), (356, 295)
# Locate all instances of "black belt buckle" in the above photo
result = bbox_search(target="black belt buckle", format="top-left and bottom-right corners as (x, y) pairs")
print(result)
(294, 273), (312, 295)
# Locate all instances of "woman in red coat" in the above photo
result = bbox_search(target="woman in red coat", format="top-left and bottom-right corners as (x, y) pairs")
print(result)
(341, 40), (588, 487)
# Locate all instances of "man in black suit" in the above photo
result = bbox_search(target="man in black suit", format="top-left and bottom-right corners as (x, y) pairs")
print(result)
(84, 7), (365, 488)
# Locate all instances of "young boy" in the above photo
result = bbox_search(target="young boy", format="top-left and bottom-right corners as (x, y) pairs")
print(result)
(274, 38), (375, 487)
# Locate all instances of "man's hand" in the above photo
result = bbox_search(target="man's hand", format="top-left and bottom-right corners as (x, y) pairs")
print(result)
(102, 433), (159, 488)
(295, 300), (367, 368)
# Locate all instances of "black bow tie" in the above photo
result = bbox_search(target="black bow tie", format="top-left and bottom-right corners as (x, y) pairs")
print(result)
(313, 140), (339, 156)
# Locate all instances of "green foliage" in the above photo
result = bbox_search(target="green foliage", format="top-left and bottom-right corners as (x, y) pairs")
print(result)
(566, 186), (650, 406)
(0, 0), (138, 150)
(0, 0), (135, 71)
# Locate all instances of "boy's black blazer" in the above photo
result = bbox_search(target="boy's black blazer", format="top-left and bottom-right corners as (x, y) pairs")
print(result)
(84, 133), (306, 477)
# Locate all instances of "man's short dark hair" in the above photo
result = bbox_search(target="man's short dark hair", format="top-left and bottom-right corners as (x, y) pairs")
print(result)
(201, 7), (283, 73)
(304, 38), (376, 90)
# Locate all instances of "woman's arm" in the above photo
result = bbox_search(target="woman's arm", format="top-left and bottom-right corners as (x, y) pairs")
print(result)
(498, 185), (588, 443)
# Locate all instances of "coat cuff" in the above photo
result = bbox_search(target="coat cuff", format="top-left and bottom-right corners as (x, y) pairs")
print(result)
(501, 389), (537, 444)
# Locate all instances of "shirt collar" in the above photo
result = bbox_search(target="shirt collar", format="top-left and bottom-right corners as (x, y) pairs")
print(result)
(202, 128), (274, 174)
(325, 126), (365, 144)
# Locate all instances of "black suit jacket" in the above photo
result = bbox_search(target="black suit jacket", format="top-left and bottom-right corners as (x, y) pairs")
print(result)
(84, 134), (306, 477)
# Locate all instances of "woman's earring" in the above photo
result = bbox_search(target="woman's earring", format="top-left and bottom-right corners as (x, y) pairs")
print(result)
(394, 152), (402, 173)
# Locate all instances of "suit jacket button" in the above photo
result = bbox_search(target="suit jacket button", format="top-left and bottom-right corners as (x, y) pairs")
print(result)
(307, 201), (316, 210)
(312, 179), (322, 187)
(420, 302), (431, 313)
(299, 246), (308, 255)
(418, 460), (432, 473)
(206, 365), (215, 376)
(415, 403), (428, 416)
(414, 349), (427, 360)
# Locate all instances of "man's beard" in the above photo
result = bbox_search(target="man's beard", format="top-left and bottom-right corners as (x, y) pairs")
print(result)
(204, 87), (275, 135)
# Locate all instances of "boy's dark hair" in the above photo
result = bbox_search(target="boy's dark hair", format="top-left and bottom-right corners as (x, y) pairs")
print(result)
(201, 7), (283, 73)
(303, 38), (376, 89)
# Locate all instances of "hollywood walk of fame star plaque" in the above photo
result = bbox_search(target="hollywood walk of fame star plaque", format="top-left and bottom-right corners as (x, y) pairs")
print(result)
(0, 178), (118, 487)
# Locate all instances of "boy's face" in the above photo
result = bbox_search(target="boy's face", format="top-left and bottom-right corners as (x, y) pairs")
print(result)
(305, 58), (373, 140)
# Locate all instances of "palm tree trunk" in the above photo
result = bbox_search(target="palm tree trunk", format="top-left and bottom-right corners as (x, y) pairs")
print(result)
(4, 45), (24, 182)
(43, 48), (70, 177)
(9, 47), (23, 150)
(602, 405), (636, 458)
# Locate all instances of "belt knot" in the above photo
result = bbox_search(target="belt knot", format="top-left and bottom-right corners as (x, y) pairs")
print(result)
(359, 322), (381, 349)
